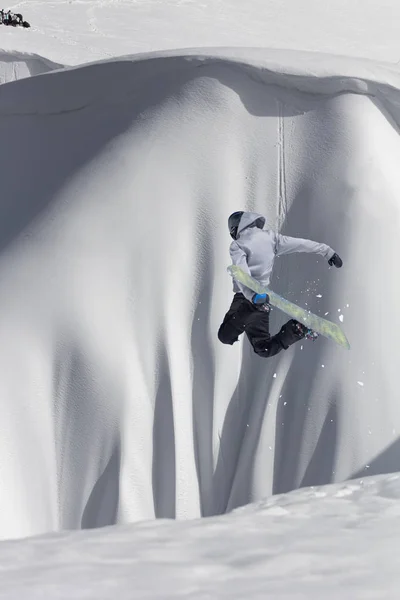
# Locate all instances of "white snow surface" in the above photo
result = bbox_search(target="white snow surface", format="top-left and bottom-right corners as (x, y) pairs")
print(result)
(2, 0), (400, 66)
(2, 44), (400, 538)
(1, 0), (400, 597)
(2, 474), (400, 599)
(0, 50), (62, 83)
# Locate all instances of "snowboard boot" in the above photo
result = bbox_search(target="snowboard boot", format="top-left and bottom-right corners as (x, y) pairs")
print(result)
(277, 319), (318, 350)
(293, 321), (319, 341)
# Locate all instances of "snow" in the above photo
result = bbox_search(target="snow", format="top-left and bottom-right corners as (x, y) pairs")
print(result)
(3, 45), (400, 538)
(1, 0), (400, 597)
(1, 474), (400, 599)
(2, 0), (400, 66)
(0, 50), (62, 83)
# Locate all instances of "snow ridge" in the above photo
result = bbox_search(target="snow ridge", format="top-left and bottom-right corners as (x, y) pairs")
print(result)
(2, 48), (400, 116)
(0, 49), (63, 83)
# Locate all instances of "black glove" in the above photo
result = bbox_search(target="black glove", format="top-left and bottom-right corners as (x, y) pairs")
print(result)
(328, 253), (343, 268)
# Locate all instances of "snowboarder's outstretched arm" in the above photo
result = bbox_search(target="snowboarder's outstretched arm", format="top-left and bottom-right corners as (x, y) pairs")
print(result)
(274, 233), (342, 266)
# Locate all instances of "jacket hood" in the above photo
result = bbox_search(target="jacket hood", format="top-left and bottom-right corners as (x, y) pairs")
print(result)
(237, 212), (266, 236)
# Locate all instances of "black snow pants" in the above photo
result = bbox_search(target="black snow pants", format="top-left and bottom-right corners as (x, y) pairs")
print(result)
(218, 293), (305, 358)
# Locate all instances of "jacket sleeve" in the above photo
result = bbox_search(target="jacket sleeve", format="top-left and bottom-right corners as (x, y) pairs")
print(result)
(274, 233), (335, 260)
(229, 242), (254, 302)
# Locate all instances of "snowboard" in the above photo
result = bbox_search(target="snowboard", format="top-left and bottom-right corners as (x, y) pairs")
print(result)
(228, 265), (350, 349)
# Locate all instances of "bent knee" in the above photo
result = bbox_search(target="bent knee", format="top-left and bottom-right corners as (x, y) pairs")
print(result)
(252, 339), (285, 358)
(218, 325), (238, 345)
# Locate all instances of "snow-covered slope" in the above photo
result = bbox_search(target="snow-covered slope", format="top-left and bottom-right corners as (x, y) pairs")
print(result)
(0, 50), (62, 83)
(2, 0), (400, 66)
(1, 473), (400, 599)
(1, 47), (400, 540)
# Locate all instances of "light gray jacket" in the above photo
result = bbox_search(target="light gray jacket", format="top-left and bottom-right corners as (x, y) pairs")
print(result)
(230, 212), (335, 301)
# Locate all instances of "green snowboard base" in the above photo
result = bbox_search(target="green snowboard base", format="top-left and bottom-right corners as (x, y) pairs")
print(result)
(228, 265), (350, 350)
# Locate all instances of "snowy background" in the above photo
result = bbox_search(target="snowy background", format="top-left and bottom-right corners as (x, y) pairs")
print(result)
(0, 0), (400, 597)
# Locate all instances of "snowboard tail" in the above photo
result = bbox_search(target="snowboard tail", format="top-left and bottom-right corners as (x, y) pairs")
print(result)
(228, 265), (350, 349)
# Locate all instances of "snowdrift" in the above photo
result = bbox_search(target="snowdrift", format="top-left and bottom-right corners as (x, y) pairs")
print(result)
(2, 473), (400, 598)
(1, 48), (400, 539)
(0, 50), (63, 83)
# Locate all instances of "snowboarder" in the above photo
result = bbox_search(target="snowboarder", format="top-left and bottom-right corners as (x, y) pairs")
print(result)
(218, 211), (343, 357)
(0, 9), (30, 28)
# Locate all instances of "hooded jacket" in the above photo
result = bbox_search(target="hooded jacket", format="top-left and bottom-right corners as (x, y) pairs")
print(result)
(230, 212), (335, 301)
